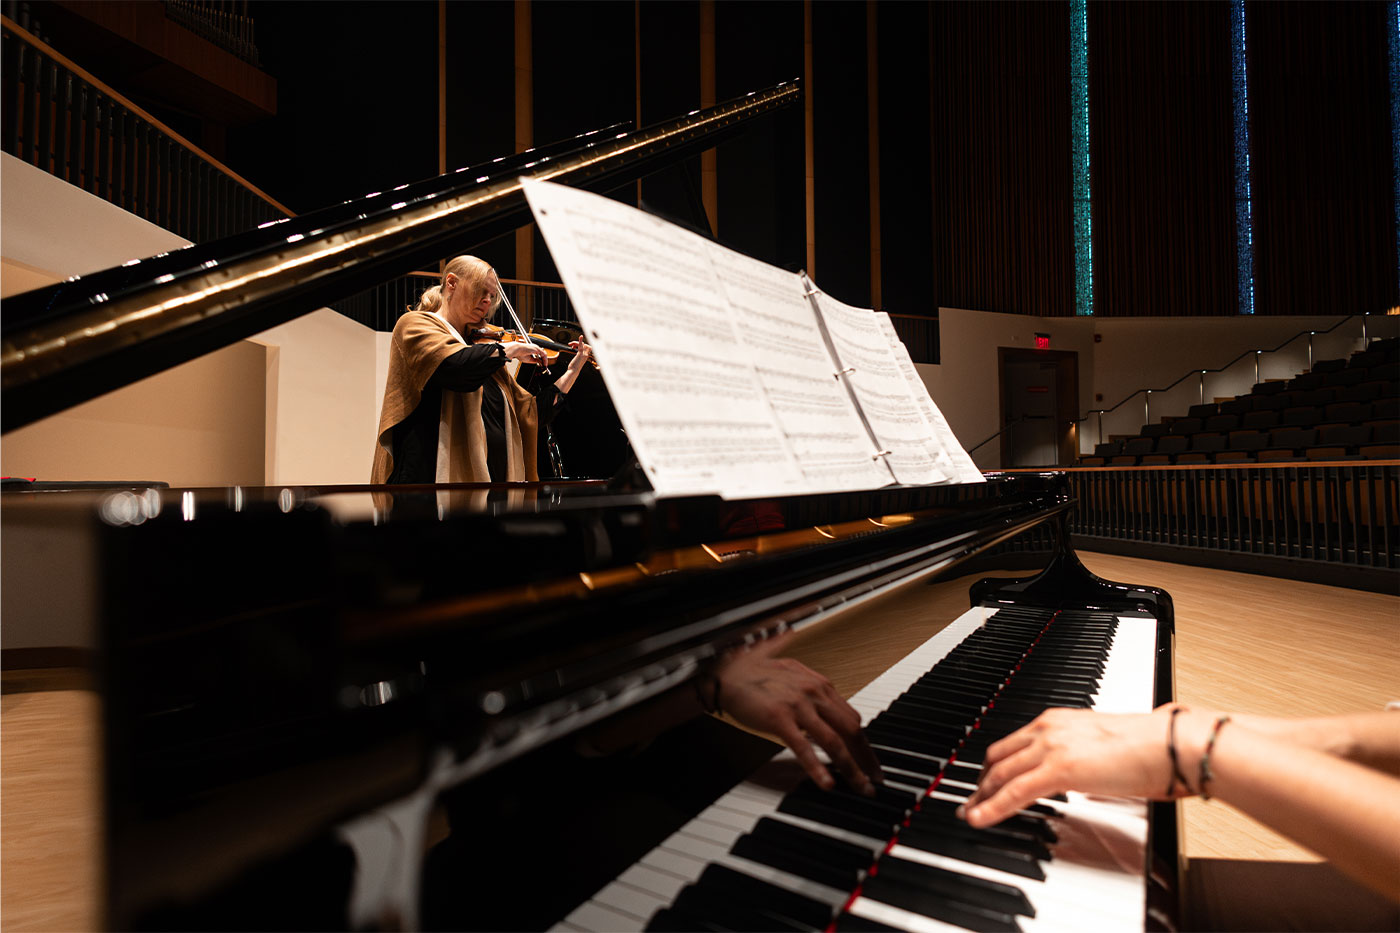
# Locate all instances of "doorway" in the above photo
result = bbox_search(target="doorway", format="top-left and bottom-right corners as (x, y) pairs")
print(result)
(998, 348), (1080, 468)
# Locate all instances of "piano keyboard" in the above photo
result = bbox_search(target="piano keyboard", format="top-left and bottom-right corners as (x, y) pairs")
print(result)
(557, 604), (1160, 933)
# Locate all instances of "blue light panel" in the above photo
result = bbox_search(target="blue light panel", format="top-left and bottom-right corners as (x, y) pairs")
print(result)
(1071, 0), (1092, 316)
(1232, 0), (1255, 314)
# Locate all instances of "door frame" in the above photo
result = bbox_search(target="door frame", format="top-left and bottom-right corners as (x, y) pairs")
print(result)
(997, 347), (1080, 468)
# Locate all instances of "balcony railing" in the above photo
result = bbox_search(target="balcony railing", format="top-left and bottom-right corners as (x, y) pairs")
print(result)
(1, 16), (290, 243)
(1062, 461), (1398, 589)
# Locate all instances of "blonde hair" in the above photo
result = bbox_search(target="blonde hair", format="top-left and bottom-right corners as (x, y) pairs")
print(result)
(413, 255), (501, 317)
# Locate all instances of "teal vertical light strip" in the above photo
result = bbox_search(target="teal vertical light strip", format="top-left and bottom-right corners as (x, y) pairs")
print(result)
(1390, 1), (1399, 299)
(1231, 0), (1255, 314)
(1070, 0), (1092, 315)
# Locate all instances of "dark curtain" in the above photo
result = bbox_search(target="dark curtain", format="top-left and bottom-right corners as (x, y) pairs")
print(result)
(1248, 1), (1397, 317)
(929, 1), (1074, 317)
(1089, 1), (1235, 318)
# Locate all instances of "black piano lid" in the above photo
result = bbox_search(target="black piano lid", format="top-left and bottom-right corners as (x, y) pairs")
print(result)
(0, 81), (802, 431)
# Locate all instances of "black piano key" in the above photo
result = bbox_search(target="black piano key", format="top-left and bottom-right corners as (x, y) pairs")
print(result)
(859, 875), (1022, 932)
(915, 796), (1059, 844)
(786, 781), (912, 823)
(731, 833), (861, 892)
(872, 747), (945, 780)
(672, 883), (816, 932)
(902, 814), (1052, 861)
(778, 793), (899, 840)
(892, 827), (1046, 881)
(690, 863), (834, 930)
(748, 816), (876, 871)
(875, 855), (1035, 918)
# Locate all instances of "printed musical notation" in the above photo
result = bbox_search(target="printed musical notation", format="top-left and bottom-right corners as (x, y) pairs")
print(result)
(522, 178), (981, 499)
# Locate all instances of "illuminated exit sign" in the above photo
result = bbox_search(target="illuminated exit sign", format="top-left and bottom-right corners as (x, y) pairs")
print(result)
(1034, 333), (1050, 350)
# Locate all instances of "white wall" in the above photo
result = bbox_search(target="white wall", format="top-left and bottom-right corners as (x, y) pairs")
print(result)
(1, 152), (381, 486)
(916, 305), (1395, 466)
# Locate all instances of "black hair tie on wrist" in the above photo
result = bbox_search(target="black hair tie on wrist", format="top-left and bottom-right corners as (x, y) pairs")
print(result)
(1166, 706), (1195, 797)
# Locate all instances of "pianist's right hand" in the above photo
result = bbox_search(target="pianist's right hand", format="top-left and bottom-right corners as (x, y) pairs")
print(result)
(713, 631), (884, 796)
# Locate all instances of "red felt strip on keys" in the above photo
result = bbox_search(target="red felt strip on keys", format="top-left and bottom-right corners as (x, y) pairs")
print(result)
(827, 609), (1063, 932)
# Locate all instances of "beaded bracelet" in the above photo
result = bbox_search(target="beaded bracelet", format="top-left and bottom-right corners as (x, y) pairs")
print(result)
(1166, 706), (1195, 797)
(1198, 715), (1232, 801)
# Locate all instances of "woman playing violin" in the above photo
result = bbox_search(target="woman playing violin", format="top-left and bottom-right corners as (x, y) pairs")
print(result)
(371, 255), (593, 484)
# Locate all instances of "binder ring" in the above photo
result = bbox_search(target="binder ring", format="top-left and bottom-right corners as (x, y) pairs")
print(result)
(871, 450), (892, 460)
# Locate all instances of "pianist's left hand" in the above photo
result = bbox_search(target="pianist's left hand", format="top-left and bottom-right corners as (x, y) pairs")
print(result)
(716, 631), (884, 796)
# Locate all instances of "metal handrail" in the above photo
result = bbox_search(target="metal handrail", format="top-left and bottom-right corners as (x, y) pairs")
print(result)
(1074, 312), (1379, 442)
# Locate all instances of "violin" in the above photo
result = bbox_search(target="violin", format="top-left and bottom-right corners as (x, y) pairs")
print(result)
(468, 323), (598, 368)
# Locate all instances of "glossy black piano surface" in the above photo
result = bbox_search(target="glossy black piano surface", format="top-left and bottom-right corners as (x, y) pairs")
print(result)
(0, 473), (1175, 930)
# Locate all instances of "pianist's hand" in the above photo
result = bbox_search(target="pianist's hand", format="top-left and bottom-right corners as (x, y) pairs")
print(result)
(960, 705), (1188, 828)
(716, 632), (884, 796)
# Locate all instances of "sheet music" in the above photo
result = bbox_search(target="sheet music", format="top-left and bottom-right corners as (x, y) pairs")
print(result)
(875, 314), (986, 484)
(811, 294), (952, 486)
(522, 178), (807, 498)
(702, 246), (893, 491)
(523, 177), (982, 498)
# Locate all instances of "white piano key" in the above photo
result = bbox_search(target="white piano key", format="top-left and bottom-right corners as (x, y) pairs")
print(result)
(562, 899), (644, 932)
(571, 604), (1162, 932)
(847, 896), (980, 933)
(590, 880), (657, 924)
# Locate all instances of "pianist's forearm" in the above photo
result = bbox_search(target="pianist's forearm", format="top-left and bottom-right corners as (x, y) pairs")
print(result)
(1226, 711), (1400, 776)
(1177, 710), (1400, 903)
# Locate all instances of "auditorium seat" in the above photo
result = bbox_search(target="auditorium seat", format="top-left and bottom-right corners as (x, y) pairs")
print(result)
(1156, 435), (1189, 456)
(1175, 452), (1211, 464)
(1280, 405), (1323, 426)
(1366, 360), (1398, 383)
(1241, 409), (1280, 430)
(1122, 437), (1155, 456)
(1140, 423), (1171, 438)
(1257, 449), (1302, 462)
(1187, 403), (1217, 419)
(1110, 454), (1140, 466)
(1213, 450), (1251, 463)
(1359, 443), (1400, 459)
(1218, 397), (1251, 415)
(1227, 430), (1270, 452)
(1251, 395), (1289, 411)
(1294, 387), (1339, 408)
(1337, 382), (1385, 403)
(1140, 453), (1173, 465)
(1288, 372), (1326, 392)
(1252, 380), (1290, 394)
(1327, 368), (1370, 387)
(1304, 446), (1358, 461)
(1170, 417), (1204, 435)
(1204, 413), (1240, 432)
(1191, 433), (1227, 453)
(1312, 358), (1346, 374)
(1094, 441), (1123, 457)
(1317, 424), (1371, 448)
(1372, 398), (1400, 420)
(1365, 419), (1399, 444)
(1269, 427), (1317, 449)
(1323, 401), (1368, 424)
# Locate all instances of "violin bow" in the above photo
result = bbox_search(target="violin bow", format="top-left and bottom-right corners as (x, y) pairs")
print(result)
(495, 282), (549, 370)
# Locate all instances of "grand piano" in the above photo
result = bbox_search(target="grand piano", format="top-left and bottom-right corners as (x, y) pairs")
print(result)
(1, 83), (1178, 931)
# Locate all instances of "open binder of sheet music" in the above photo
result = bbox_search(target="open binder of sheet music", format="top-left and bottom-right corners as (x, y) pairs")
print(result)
(522, 177), (984, 499)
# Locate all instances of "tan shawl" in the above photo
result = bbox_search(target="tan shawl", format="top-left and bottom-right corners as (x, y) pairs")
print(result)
(371, 311), (540, 484)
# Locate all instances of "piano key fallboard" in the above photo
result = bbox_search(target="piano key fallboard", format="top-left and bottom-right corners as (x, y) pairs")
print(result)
(562, 604), (1165, 933)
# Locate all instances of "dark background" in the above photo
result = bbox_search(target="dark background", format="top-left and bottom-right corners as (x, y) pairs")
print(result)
(19, 0), (1399, 319)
